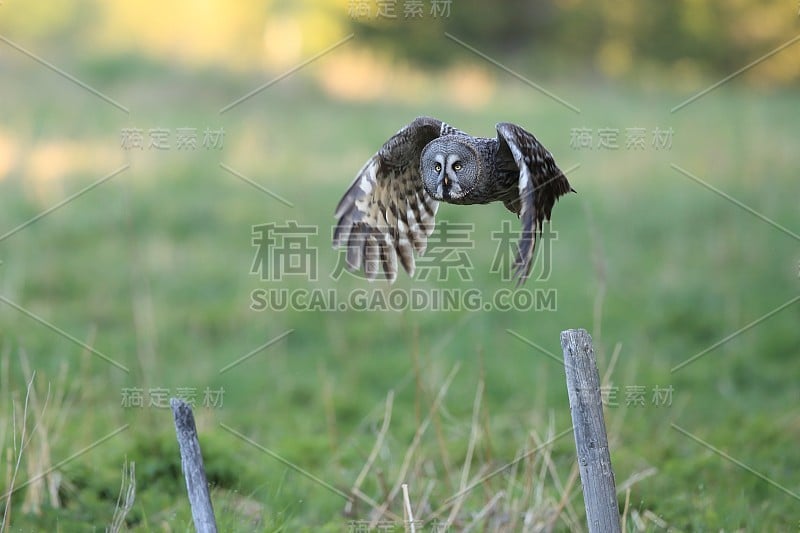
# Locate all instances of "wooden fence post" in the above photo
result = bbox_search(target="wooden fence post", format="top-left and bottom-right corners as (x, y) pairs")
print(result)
(560, 329), (621, 533)
(171, 398), (218, 533)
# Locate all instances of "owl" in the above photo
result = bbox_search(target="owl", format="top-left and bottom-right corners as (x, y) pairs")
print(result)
(334, 116), (573, 284)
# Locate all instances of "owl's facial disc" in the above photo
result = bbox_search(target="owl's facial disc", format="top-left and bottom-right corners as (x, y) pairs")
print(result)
(421, 137), (477, 202)
(430, 153), (467, 200)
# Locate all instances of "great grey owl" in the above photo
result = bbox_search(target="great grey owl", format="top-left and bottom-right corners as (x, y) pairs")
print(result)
(334, 116), (573, 284)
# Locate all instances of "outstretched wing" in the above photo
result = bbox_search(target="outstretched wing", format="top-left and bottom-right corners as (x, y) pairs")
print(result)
(496, 122), (573, 284)
(334, 116), (447, 282)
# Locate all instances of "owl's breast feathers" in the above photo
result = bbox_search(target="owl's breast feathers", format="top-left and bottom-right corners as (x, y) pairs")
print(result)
(447, 137), (519, 207)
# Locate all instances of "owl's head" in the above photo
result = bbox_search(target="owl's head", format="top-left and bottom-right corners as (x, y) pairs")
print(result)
(420, 136), (480, 202)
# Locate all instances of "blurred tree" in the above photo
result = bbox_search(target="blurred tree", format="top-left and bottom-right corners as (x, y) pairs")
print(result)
(0, 0), (796, 85)
(348, 0), (561, 66)
(342, 0), (799, 84)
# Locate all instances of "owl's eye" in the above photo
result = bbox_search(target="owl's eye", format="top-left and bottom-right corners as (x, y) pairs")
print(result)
(453, 161), (463, 171)
(434, 162), (442, 173)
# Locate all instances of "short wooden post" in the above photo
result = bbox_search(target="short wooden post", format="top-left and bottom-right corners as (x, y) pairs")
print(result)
(560, 329), (621, 533)
(171, 398), (218, 533)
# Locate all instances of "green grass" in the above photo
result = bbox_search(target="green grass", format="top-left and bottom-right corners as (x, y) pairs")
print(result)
(0, 58), (799, 531)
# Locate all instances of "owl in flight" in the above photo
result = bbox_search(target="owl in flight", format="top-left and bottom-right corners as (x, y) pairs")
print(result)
(334, 117), (573, 284)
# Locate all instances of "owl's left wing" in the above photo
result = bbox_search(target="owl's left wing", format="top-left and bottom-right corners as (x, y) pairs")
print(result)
(496, 123), (573, 284)
(334, 117), (449, 282)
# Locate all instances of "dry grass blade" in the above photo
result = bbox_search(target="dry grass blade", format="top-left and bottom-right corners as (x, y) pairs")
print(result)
(414, 479), (435, 519)
(346, 390), (394, 516)
(616, 467), (657, 495)
(0, 343), (10, 457)
(462, 490), (504, 533)
(423, 423), (575, 532)
(401, 483), (416, 533)
(435, 425), (574, 516)
(642, 509), (667, 529)
(531, 423), (581, 528)
(443, 376), (484, 529)
(369, 362), (461, 527)
(620, 487), (631, 532)
(107, 459), (136, 533)
(545, 462), (580, 531)
(19, 352), (55, 514)
(351, 488), (402, 523)
(1, 371), (36, 533)
(601, 342), (622, 388)
(630, 509), (646, 531)
(331, 368), (416, 467)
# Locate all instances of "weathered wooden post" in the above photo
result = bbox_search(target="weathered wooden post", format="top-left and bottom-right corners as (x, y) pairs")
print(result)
(171, 398), (218, 533)
(560, 329), (621, 533)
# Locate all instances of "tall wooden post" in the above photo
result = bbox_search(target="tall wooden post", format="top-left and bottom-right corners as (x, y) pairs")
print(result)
(560, 329), (621, 533)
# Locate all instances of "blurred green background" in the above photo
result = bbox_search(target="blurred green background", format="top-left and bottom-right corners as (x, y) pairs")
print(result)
(0, 1), (798, 531)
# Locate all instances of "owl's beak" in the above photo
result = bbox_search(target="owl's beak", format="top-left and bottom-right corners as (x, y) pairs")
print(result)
(443, 176), (449, 187)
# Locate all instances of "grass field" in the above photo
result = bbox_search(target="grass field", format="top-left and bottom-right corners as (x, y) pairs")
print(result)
(0, 55), (799, 531)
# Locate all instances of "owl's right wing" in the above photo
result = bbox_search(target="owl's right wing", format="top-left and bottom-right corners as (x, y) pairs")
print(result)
(496, 122), (573, 285)
(334, 116), (450, 282)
